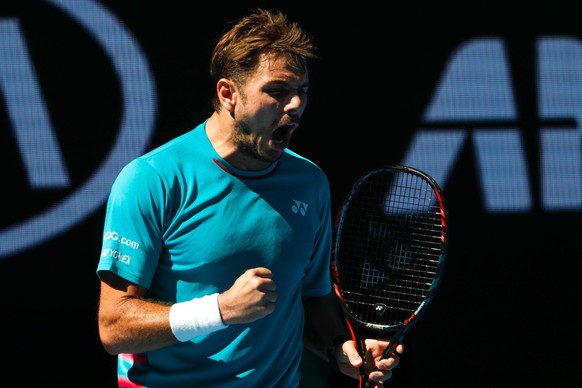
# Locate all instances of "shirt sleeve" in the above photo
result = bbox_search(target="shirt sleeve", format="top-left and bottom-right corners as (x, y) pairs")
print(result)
(96, 158), (165, 288)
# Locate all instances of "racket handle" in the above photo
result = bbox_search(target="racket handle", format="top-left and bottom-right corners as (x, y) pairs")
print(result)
(378, 324), (409, 362)
(378, 340), (398, 362)
(370, 337), (401, 378)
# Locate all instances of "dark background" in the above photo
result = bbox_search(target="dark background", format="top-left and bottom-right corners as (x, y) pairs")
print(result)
(1, 1), (581, 387)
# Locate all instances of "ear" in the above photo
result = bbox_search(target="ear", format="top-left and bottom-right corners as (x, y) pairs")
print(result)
(216, 78), (237, 112)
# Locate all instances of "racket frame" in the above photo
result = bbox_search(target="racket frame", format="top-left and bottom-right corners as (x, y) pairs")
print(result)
(331, 164), (448, 386)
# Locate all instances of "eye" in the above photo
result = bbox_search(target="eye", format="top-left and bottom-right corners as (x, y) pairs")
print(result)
(266, 86), (309, 99)
(267, 87), (290, 98)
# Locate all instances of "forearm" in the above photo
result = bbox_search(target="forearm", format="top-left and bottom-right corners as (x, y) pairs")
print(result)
(98, 293), (177, 355)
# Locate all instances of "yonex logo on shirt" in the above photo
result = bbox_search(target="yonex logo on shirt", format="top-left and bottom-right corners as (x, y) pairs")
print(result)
(101, 248), (132, 265)
(291, 200), (308, 216)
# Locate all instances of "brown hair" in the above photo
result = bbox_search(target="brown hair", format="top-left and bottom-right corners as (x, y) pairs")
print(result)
(210, 9), (317, 111)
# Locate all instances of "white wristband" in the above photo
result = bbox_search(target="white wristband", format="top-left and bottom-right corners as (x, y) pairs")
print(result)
(169, 293), (228, 342)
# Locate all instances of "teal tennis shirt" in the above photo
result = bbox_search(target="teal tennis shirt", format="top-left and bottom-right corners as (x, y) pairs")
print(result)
(97, 119), (332, 387)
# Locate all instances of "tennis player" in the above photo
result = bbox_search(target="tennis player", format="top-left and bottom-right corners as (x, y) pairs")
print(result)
(96, 8), (403, 387)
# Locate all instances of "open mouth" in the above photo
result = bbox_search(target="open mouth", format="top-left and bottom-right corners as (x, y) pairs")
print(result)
(272, 124), (295, 146)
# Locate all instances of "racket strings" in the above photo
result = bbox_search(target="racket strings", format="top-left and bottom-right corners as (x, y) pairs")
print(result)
(335, 170), (446, 327)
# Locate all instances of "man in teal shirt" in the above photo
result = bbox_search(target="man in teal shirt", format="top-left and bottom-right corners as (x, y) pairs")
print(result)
(96, 9), (403, 387)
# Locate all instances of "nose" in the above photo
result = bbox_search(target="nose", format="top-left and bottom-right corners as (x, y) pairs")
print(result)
(284, 92), (306, 115)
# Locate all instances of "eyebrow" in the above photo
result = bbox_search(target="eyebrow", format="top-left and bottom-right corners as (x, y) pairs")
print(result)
(267, 79), (310, 90)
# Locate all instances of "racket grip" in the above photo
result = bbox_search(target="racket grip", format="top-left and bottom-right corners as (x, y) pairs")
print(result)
(378, 341), (398, 362)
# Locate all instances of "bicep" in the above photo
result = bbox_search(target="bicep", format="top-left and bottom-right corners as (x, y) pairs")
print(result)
(100, 270), (147, 298)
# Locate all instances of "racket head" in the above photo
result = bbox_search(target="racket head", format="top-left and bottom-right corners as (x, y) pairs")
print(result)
(332, 165), (448, 333)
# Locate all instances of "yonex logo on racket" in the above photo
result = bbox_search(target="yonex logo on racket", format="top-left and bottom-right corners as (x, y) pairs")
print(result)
(374, 303), (387, 316)
(291, 200), (308, 216)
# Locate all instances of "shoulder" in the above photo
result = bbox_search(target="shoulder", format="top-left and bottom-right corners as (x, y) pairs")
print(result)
(283, 148), (328, 181)
(141, 122), (208, 164)
(115, 122), (209, 183)
(281, 149), (329, 187)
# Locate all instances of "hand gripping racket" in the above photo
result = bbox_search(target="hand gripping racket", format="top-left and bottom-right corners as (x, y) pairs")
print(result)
(331, 165), (448, 387)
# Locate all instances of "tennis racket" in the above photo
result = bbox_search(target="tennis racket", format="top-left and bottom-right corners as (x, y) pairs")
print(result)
(331, 165), (448, 387)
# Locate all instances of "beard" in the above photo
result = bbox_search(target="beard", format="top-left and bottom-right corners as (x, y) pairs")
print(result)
(231, 120), (276, 163)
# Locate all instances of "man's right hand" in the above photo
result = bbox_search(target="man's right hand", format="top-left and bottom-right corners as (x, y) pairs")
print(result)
(218, 267), (278, 324)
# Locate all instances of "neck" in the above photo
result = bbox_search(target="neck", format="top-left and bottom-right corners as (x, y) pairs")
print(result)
(205, 112), (271, 171)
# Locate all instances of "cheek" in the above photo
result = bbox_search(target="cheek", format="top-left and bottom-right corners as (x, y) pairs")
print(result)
(238, 94), (282, 122)
(252, 102), (281, 122)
